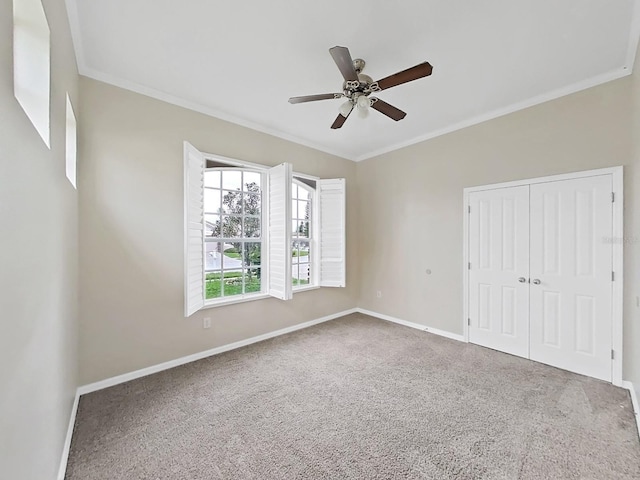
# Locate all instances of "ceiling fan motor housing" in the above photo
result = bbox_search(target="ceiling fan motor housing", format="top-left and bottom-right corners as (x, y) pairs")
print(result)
(342, 60), (378, 101)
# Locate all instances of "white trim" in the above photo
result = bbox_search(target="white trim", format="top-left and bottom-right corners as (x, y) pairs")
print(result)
(57, 390), (80, 480)
(64, 0), (640, 163)
(63, 0), (85, 69)
(612, 167), (624, 386)
(77, 308), (357, 395)
(78, 66), (351, 161)
(203, 152), (268, 170)
(622, 381), (640, 443)
(292, 285), (320, 294)
(357, 308), (465, 342)
(354, 68), (631, 162)
(463, 189), (471, 343)
(625, 0), (640, 71)
(464, 166), (623, 192)
(202, 293), (271, 309)
(462, 166), (624, 386)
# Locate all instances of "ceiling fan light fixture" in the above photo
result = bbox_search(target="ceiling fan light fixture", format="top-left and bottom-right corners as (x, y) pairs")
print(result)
(357, 95), (372, 109)
(339, 100), (353, 117)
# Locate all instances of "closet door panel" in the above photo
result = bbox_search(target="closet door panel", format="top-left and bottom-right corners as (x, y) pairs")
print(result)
(468, 186), (530, 358)
(529, 175), (613, 381)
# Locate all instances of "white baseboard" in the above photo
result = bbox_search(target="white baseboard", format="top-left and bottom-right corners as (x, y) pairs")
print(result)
(356, 308), (465, 342)
(622, 381), (640, 442)
(57, 390), (80, 480)
(77, 308), (357, 396)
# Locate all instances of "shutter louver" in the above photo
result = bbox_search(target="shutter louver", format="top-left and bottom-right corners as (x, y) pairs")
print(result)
(268, 163), (293, 300)
(183, 142), (205, 316)
(318, 178), (346, 287)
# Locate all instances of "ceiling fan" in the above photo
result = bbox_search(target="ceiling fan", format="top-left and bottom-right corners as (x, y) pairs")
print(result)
(288, 46), (433, 129)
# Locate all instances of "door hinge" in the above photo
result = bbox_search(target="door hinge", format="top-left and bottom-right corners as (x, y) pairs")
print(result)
(468, 262), (471, 270)
(468, 205), (471, 214)
(612, 271), (615, 282)
(468, 318), (471, 326)
(611, 349), (615, 360)
(611, 192), (615, 203)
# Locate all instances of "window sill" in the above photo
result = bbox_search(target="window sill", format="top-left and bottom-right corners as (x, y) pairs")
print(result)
(202, 285), (320, 309)
(203, 293), (270, 309)
(293, 285), (320, 294)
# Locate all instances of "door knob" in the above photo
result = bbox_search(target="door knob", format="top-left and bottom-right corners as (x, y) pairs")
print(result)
(532, 279), (541, 285)
(518, 277), (526, 283)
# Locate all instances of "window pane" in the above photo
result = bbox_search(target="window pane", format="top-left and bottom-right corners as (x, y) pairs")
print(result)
(221, 190), (242, 215)
(298, 263), (310, 285)
(244, 242), (261, 267)
(205, 241), (224, 270)
(244, 192), (261, 216)
(298, 240), (310, 259)
(291, 198), (297, 219)
(205, 214), (220, 237)
(223, 269), (243, 297)
(292, 183), (298, 199)
(205, 171), (221, 188)
(204, 188), (221, 214)
(244, 172), (261, 190)
(244, 268), (261, 293)
(297, 221), (310, 239)
(292, 243), (300, 264)
(299, 187), (311, 201)
(222, 244), (242, 268)
(298, 200), (309, 220)
(222, 170), (242, 191)
(205, 272), (222, 299)
(220, 216), (242, 238)
(244, 217), (260, 238)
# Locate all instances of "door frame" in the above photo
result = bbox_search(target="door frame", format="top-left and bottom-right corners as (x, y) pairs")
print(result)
(462, 166), (624, 386)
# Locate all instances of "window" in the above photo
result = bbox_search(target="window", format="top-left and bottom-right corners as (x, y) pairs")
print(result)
(13, 0), (51, 147)
(204, 168), (263, 300)
(292, 179), (314, 288)
(65, 95), (77, 188)
(183, 142), (345, 315)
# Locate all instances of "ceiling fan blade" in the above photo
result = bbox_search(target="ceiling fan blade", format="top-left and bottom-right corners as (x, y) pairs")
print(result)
(370, 98), (406, 121)
(288, 93), (343, 104)
(331, 109), (351, 129)
(375, 62), (433, 91)
(329, 46), (359, 82)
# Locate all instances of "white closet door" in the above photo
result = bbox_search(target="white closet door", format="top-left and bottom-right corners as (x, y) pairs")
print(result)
(529, 175), (613, 381)
(469, 186), (530, 358)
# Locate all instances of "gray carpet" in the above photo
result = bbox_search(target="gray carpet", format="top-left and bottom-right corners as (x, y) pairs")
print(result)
(66, 314), (640, 479)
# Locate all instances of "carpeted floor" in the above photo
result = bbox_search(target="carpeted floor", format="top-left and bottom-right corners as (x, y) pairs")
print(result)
(66, 313), (640, 479)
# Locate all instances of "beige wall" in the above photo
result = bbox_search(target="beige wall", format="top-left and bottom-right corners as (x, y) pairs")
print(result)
(0, 0), (79, 478)
(78, 78), (358, 384)
(357, 52), (640, 385)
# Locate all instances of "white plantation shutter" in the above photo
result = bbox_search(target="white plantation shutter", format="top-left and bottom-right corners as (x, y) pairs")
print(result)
(268, 163), (293, 300)
(318, 178), (346, 287)
(183, 142), (205, 316)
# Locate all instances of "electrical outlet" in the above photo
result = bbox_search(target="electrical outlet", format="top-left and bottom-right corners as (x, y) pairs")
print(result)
(376, 291), (382, 298)
(203, 317), (211, 329)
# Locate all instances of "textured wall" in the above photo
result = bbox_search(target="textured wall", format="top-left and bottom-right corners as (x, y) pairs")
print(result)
(0, 0), (79, 478)
(78, 78), (358, 384)
(356, 54), (640, 383)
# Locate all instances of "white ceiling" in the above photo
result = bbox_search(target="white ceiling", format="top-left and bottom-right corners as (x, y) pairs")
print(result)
(66, 0), (640, 161)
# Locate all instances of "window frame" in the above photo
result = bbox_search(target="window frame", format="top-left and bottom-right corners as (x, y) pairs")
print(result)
(291, 177), (319, 292)
(185, 145), (342, 314)
(201, 153), (271, 308)
(203, 166), (267, 305)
